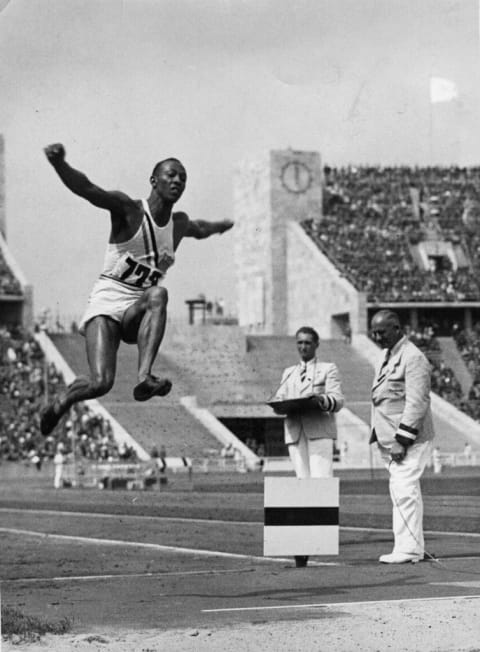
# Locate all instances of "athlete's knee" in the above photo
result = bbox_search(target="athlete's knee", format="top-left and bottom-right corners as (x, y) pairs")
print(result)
(89, 372), (114, 396)
(146, 285), (168, 308)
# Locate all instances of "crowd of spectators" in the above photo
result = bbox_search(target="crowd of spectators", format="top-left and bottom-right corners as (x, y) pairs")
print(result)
(452, 323), (480, 420)
(399, 323), (480, 423)
(0, 248), (22, 295)
(304, 165), (480, 302)
(402, 326), (464, 406)
(0, 324), (136, 467)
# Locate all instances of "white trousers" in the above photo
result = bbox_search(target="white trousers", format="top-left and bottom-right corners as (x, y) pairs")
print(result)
(378, 440), (432, 556)
(288, 437), (333, 478)
(54, 465), (63, 489)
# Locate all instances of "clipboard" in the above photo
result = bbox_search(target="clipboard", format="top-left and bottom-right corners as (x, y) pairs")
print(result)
(266, 395), (316, 414)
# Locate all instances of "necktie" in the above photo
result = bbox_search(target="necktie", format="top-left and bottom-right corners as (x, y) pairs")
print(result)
(377, 349), (390, 381)
(381, 349), (391, 369)
(300, 363), (308, 384)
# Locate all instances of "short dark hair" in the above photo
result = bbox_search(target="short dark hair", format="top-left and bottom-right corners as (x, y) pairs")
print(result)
(295, 326), (319, 344)
(151, 158), (184, 178)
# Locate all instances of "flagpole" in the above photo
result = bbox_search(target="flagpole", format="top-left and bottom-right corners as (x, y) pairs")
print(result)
(429, 79), (433, 165)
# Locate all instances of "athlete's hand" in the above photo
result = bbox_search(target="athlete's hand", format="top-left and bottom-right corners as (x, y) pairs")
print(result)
(44, 143), (66, 166)
(219, 220), (234, 233)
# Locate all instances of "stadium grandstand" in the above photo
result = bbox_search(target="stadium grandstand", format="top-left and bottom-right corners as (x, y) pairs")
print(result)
(301, 164), (480, 424)
(1, 144), (480, 482)
(304, 165), (480, 309)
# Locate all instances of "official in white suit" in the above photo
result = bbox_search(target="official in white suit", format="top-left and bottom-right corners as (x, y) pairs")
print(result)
(370, 310), (435, 564)
(273, 327), (344, 478)
(272, 326), (344, 567)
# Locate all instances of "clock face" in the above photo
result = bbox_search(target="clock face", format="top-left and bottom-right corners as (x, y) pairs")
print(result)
(280, 161), (313, 194)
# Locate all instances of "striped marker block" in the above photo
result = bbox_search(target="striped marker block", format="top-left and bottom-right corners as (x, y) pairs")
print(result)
(263, 477), (339, 556)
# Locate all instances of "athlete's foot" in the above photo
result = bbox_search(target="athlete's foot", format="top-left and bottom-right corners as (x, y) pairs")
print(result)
(133, 375), (172, 402)
(40, 401), (63, 435)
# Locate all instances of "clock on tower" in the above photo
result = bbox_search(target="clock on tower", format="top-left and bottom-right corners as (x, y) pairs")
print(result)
(280, 160), (313, 194)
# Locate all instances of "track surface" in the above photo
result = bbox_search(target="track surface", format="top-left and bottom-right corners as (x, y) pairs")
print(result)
(1, 466), (480, 650)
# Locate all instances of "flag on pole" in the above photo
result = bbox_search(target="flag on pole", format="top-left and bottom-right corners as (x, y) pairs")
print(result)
(430, 77), (458, 104)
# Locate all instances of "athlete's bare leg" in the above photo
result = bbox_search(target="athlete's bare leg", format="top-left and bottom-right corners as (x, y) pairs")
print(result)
(121, 286), (171, 401)
(40, 317), (121, 434)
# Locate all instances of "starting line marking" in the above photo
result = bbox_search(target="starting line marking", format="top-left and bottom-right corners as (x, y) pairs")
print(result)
(202, 594), (480, 613)
(1, 509), (479, 538)
(0, 527), (340, 566)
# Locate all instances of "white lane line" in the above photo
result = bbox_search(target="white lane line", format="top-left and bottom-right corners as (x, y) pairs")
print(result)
(3, 568), (255, 584)
(0, 508), (257, 527)
(1, 509), (479, 538)
(202, 594), (480, 613)
(429, 556), (480, 562)
(430, 581), (480, 588)
(0, 527), (339, 567)
(342, 526), (480, 538)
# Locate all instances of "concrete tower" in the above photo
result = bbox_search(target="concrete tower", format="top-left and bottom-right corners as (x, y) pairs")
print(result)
(234, 149), (322, 334)
(0, 135), (5, 239)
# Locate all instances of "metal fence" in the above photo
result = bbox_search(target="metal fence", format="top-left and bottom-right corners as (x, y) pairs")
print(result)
(61, 458), (193, 490)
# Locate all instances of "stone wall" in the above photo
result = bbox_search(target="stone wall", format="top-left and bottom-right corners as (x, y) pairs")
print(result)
(0, 135), (5, 239)
(286, 222), (366, 338)
(234, 152), (271, 330)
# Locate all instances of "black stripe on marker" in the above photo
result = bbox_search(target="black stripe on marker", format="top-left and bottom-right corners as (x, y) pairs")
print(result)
(264, 507), (338, 527)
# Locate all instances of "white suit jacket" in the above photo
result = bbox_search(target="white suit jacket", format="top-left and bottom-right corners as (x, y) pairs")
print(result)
(274, 358), (344, 445)
(370, 336), (435, 448)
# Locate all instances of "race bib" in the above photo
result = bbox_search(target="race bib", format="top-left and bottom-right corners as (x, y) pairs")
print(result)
(109, 253), (163, 288)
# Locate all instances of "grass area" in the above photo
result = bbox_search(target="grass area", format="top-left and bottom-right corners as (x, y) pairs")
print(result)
(0, 464), (479, 532)
(1, 605), (72, 642)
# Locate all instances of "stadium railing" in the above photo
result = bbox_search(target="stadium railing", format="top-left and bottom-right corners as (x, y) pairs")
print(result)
(61, 457), (193, 490)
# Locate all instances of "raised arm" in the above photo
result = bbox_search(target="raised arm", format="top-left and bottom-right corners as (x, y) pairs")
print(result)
(44, 143), (133, 213)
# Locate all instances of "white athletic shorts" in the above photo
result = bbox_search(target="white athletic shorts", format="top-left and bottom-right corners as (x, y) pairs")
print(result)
(79, 277), (145, 335)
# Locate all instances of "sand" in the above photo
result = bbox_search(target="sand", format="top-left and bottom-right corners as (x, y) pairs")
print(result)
(3, 596), (479, 652)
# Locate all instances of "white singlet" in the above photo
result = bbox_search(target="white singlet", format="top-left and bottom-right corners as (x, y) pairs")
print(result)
(79, 200), (175, 335)
(100, 199), (175, 288)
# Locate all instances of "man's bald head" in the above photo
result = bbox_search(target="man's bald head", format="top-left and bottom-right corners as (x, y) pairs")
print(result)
(371, 310), (403, 350)
(372, 310), (401, 328)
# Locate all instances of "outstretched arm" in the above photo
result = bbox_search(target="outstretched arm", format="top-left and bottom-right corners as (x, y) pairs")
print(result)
(183, 218), (234, 240)
(44, 143), (133, 213)
(172, 212), (233, 249)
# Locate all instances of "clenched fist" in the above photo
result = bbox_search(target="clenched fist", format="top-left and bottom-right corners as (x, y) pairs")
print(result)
(44, 143), (66, 166)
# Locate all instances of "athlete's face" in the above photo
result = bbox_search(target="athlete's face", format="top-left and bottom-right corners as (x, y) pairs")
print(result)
(152, 160), (187, 203)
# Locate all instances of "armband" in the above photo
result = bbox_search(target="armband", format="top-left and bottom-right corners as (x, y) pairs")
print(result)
(395, 423), (418, 448)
